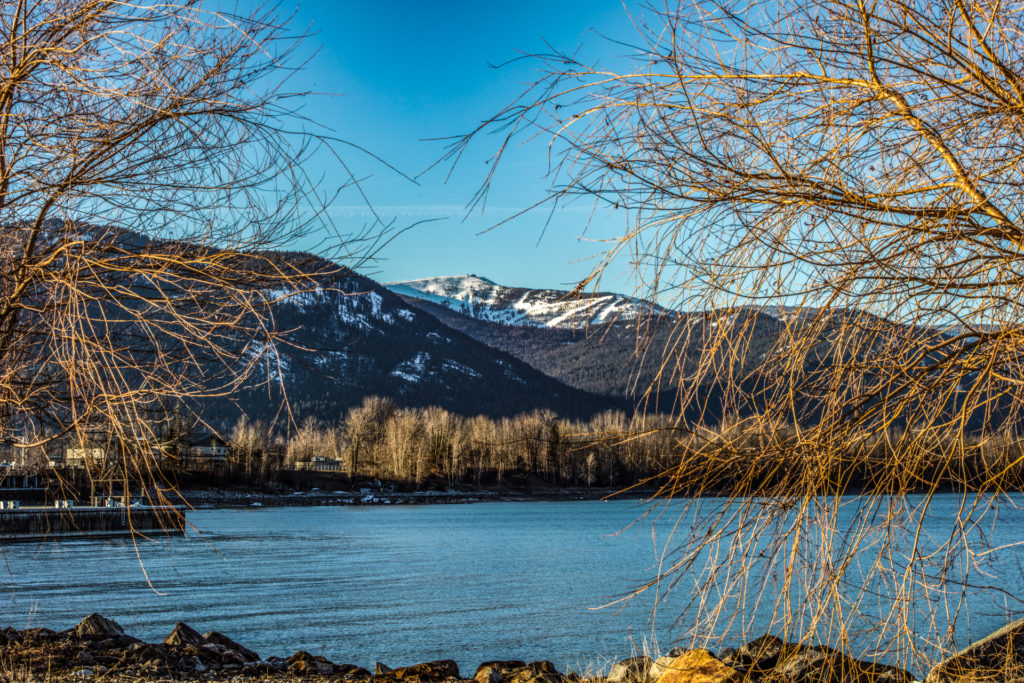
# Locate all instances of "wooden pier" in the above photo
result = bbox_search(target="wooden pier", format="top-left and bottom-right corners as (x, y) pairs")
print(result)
(0, 505), (181, 542)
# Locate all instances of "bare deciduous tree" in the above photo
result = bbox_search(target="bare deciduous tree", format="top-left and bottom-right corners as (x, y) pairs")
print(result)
(452, 0), (1024, 671)
(0, 0), (380, 518)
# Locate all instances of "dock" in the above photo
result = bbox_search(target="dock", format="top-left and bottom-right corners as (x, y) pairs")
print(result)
(0, 504), (182, 542)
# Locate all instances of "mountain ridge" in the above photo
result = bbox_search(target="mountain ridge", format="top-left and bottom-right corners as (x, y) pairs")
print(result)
(386, 274), (671, 330)
(214, 269), (629, 429)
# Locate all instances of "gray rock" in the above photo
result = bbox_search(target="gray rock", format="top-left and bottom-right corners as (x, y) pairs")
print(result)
(764, 645), (913, 683)
(476, 664), (506, 683)
(73, 613), (124, 639)
(337, 664), (373, 677)
(506, 662), (565, 683)
(648, 655), (677, 681)
(529, 662), (560, 676)
(203, 629), (260, 662)
(219, 648), (246, 667)
(724, 634), (792, 675)
(607, 656), (653, 683)
(20, 627), (58, 643)
(926, 619), (1024, 683)
(387, 659), (461, 681)
(478, 661), (529, 677)
(190, 656), (207, 674)
(243, 661), (280, 675)
(127, 642), (167, 664)
(766, 648), (830, 682)
(163, 621), (207, 648)
(288, 650), (337, 675)
(266, 656), (289, 671)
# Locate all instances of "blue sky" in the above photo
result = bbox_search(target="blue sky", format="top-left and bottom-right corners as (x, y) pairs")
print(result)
(270, 1), (644, 291)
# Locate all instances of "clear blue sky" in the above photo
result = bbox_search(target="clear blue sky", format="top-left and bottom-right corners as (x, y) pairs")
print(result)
(268, 1), (644, 291)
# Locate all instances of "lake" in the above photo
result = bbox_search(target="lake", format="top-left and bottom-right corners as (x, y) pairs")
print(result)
(1, 497), (1023, 675)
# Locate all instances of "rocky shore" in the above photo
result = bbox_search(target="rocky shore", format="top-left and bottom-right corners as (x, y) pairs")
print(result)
(2, 613), (1021, 682)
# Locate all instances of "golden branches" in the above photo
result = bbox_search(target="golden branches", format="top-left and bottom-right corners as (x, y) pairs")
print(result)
(0, 1), (376, 520)
(454, 0), (1024, 670)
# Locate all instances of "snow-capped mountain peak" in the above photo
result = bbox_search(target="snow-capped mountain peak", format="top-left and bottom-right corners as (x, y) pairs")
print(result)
(385, 275), (668, 330)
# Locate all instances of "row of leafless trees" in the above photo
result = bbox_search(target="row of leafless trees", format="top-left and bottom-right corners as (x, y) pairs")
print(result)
(229, 397), (681, 488)
(223, 398), (1024, 493)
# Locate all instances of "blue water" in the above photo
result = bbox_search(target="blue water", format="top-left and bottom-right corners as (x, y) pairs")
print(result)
(1, 498), (1023, 675)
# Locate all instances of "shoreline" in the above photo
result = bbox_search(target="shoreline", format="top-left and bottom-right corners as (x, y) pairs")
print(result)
(0, 613), (910, 682)
(174, 486), (658, 510)
(6, 612), (1017, 682)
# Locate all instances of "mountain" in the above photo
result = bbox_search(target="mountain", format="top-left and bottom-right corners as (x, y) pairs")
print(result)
(386, 275), (669, 329)
(386, 289), (788, 412)
(22, 223), (626, 431)
(211, 271), (626, 428)
(389, 276), (1006, 430)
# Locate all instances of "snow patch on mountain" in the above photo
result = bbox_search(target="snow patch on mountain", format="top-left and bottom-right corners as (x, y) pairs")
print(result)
(442, 359), (483, 378)
(386, 274), (669, 330)
(392, 351), (430, 383)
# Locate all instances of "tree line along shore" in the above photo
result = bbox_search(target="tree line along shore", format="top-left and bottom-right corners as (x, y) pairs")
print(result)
(8, 396), (1024, 507)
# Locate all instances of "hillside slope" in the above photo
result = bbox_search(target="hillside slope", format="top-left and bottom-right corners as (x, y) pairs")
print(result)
(394, 279), (1003, 430)
(211, 272), (627, 428)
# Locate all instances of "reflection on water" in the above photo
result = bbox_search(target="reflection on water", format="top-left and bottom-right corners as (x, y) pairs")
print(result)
(1, 498), (1022, 674)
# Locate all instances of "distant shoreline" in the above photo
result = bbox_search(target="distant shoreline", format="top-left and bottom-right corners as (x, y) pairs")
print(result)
(175, 486), (658, 509)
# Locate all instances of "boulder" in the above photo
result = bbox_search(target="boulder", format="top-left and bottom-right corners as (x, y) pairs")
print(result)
(163, 621), (207, 648)
(337, 663), (373, 678)
(764, 647), (831, 682)
(722, 635), (792, 675)
(126, 642), (168, 665)
(73, 613), (125, 639)
(763, 645), (913, 683)
(203, 630), (260, 662)
(288, 650), (337, 675)
(243, 661), (281, 675)
(476, 664), (506, 683)
(477, 661), (530, 683)
(19, 627), (58, 644)
(652, 649), (741, 683)
(265, 656), (289, 671)
(529, 661), (560, 676)
(926, 620), (1024, 683)
(506, 662), (566, 683)
(607, 656), (654, 683)
(219, 648), (247, 668)
(387, 659), (462, 682)
(179, 654), (206, 674)
(479, 661), (529, 674)
(649, 655), (679, 681)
